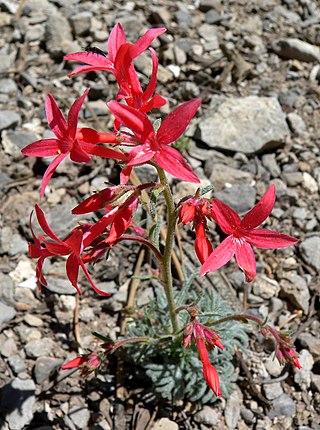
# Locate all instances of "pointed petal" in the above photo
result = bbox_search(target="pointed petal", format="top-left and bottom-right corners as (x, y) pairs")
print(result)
(153, 146), (200, 183)
(140, 94), (167, 113)
(245, 229), (299, 249)
(78, 259), (111, 296)
(61, 356), (87, 370)
(44, 241), (70, 255)
(126, 144), (154, 166)
(66, 65), (114, 77)
(64, 52), (113, 67)
(108, 23), (126, 63)
(36, 257), (47, 290)
(120, 165), (132, 184)
(157, 99), (201, 145)
(40, 153), (68, 199)
(21, 139), (60, 157)
(69, 142), (92, 163)
(107, 207), (133, 246)
(241, 185), (276, 230)
(45, 94), (68, 140)
(142, 48), (159, 102)
(72, 188), (117, 214)
(107, 101), (154, 142)
(196, 338), (222, 397)
(35, 204), (63, 243)
(200, 236), (235, 276)
(210, 199), (241, 235)
(66, 254), (81, 294)
(195, 235), (213, 264)
(83, 211), (117, 248)
(68, 89), (89, 140)
(64, 229), (83, 254)
(130, 27), (166, 59)
(234, 240), (256, 282)
(84, 144), (128, 161)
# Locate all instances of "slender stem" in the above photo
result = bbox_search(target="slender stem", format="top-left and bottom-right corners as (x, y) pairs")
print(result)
(207, 313), (262, 327)
(156, 167), (179, 332)
(116, 234), (162, 262)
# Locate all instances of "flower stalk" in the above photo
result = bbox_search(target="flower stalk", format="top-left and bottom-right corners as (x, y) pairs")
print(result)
(156, 166), (179, 332)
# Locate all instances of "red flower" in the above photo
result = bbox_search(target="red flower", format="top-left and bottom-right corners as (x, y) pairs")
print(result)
(29, 205), (114, 295)
(108, 99), (201, 184)
(21, 90), (126, 198)
(179, 197), (213, 264)
(183, 316), (223, 397)
(64, 24), (167, 112)
(62, 353), (101, 377)
(200, 185), (299, 282)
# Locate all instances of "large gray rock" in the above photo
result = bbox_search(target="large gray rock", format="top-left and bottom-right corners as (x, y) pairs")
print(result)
(1, 378), (36, 430)
(198, 96), (289, 154)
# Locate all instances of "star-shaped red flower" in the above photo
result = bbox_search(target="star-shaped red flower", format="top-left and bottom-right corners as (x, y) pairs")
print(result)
(200, 185), (299, 282)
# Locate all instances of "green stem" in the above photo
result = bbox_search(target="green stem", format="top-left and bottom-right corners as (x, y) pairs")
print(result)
(156, 167), (179, 332)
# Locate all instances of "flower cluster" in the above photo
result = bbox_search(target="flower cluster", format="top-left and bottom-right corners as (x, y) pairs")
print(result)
(183, 307), (224, 397)
(179, 185), (298, 282)
(21, 23), (301, 400)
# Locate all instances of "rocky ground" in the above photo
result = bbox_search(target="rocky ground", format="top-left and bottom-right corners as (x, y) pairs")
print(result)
(0, 0), (320, 429)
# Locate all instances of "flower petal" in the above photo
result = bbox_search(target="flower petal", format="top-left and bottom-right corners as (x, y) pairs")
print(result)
(245, 229), (299, 249)
(130, 27), (166, 59)
(108, 23), (126, 63)
(200, 236), (235, 276)
(66, 254), (81, 294)
(142, 48), (159, 102)
(78, 259), (111, 296)
(66, 65), (114, 77)
(241, 185), (276, 230)
(107, 101), (154, 142)
(35, 204), (63, 243)
(153, 145), (200, 183)
(234, 240), (256, 282)
(45, 94), (68, 140)
(61, 356), (88, 370)
(21, 139), (60, 157)
(67, 89), (89, 140)
(196, 338), (222, 397)
(40, 153), (68, 199)
(157, 98), (201, 146)
(64, 52), (113, 68)
(210, 199), (241, 235)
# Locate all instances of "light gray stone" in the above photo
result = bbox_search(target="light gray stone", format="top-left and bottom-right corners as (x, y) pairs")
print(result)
(262, 153), (281, 178)
(0, 111), (20, 131)
(34, 356), (63, 384)
(69, 405), (90, 429)
(214, 185), (256, 214)
(25, 338), (54, 358)
(280, 272), (310, 314)
(8, 354), (27, 374)
(274, 38), (320, 62)
(224, 389), (242, 429)
(198, 96), (289, 154)
(0, 301), (16, 325)
(294, 349), (314, 390)
(300, 236), (320, 273)
(263, 382), (283, 400)
(268, 393), (295, 418)
(69, 11), (92, 36)
(194, 405), (220, 426)
(1, 378), (36, 430)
